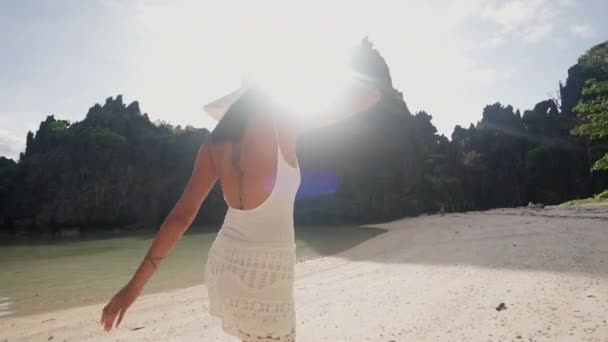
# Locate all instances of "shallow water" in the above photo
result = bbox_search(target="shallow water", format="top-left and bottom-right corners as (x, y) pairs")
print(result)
(0, 225), (383, 318)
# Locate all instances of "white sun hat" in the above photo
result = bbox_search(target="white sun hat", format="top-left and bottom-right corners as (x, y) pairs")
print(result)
(203, 70), (379, 122)
(203, 85), (250, 121)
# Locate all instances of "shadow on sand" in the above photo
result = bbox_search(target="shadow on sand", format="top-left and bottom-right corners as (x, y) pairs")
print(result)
(320, 206), (608, 277)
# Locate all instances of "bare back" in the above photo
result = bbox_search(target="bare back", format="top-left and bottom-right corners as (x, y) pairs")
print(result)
(210, 112), (299, 212)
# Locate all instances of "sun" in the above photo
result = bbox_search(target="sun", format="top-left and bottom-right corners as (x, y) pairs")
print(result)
(200, 1), (372, 123)
(247, 58), (353, 117)
(233, 22), (360, 119)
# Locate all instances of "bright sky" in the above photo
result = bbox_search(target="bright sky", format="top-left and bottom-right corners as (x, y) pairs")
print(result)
(1, 0), (606, 159)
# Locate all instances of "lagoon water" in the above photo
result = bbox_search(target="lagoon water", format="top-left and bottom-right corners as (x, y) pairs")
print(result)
(0, 225), (382, 318)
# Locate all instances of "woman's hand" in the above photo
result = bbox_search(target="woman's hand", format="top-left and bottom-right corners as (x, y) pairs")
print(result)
(100, 282), (142, 331)
(337, 78), (382, 114)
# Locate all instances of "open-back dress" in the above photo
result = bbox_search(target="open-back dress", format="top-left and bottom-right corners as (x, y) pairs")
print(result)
(205, 119), (301, 341)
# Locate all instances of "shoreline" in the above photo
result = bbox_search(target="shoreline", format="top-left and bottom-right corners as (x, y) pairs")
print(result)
(0, 224), (385, 320)
(2, 204), (608, 341)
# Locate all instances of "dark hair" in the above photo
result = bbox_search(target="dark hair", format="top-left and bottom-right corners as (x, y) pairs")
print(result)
(210, 86), (279, 144)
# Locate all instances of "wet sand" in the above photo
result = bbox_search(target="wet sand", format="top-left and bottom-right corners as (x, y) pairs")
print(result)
(2, 204), (608, 341)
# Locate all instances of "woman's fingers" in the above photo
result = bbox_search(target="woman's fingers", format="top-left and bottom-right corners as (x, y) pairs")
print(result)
(102, 302), (119, 331)
(101, 305), (110, 328)
(103, 310), (112, 331)
(116, 308), (126, 327)
(105, 311), (116, 331)
(101, 286), (137, 331)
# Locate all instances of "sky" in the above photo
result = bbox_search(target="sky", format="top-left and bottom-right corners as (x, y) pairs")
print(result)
(1, 0), (606, 160)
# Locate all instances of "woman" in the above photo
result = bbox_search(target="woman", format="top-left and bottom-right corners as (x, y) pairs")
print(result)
(100, 75), (381, 341)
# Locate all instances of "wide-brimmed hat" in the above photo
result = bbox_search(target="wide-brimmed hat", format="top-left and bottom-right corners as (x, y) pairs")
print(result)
(203, 70), (379, 121)
(203, 86), (249, 121)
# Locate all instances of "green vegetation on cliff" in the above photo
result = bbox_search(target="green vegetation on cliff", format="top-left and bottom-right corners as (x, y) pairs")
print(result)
(1, 40), (607, 236)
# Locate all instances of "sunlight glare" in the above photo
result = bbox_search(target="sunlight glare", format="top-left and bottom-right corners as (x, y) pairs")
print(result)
(233, 9), (357, 118)
(247, 54), (353, 117)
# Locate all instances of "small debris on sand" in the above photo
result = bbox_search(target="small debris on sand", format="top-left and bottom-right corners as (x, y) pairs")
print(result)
(496, 303), (507, 311)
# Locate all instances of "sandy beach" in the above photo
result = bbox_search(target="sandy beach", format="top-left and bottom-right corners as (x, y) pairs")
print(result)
(2, 204), (608, 341)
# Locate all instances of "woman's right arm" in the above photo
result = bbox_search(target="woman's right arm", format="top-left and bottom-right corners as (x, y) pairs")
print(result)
(300, 78), (381, 132)
(101, 143), (218, 331)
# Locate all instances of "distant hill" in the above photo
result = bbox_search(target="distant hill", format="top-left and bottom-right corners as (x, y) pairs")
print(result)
(1, 39), (607, 236)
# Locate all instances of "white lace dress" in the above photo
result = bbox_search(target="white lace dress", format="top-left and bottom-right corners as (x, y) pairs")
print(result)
(205, 131), (301, 342)
(206, 234), (296, 341)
